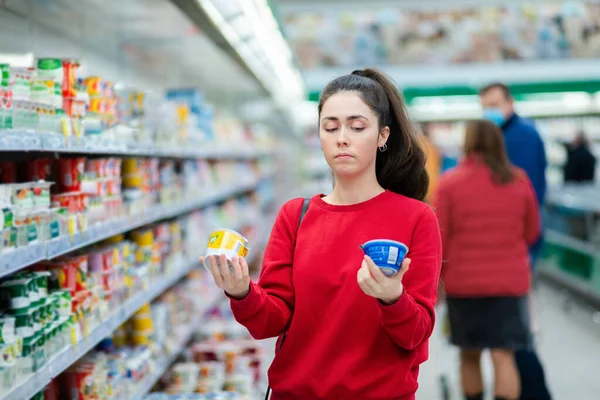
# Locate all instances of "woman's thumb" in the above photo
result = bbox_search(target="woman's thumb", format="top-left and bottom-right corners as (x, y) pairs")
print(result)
(396, 258), (411, 280)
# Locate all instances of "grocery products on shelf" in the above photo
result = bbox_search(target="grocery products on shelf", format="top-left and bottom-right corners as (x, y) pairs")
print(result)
(0, 18), (285, 400)
(1, 58), (276, 158)
(0, 59), (204, 146)
(0, 191), (269, 400)
(140, 299), (267, 399)
(0, 155), (259, 264)
(34, 270), (219, 400)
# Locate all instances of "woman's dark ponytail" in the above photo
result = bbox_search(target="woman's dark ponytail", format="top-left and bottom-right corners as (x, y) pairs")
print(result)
(318, 68), (429, 201)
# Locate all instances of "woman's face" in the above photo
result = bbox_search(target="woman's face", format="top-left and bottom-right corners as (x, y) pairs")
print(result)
(319, 91), (389, 179)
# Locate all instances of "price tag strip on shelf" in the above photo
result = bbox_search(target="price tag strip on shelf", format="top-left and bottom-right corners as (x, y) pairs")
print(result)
(0, 131), (271, 159)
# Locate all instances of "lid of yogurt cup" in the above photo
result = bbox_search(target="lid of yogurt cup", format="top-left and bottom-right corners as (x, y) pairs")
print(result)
(360, 239), (408, 251)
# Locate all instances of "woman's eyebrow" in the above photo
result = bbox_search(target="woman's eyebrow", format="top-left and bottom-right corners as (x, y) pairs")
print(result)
(347, 115), (368, 121)
(321, 115), (368, 123)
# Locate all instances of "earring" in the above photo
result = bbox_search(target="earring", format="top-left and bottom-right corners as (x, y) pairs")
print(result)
(378, 143), (388, 152)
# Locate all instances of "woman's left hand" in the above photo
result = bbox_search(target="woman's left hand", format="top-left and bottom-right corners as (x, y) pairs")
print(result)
(357, 255), (411, 305)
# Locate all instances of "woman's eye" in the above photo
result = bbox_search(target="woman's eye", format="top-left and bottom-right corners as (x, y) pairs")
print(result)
(324, 126), (338, 133)
(351, 126), (365, 132)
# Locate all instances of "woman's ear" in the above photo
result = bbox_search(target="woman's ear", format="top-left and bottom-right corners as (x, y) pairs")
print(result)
(379, 126), (390, 147)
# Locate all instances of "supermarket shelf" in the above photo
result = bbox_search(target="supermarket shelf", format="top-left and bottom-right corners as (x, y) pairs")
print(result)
(128, 303), (219, 400)
(545, 230), (599, 257)
(0, 131), (272, 159)
(127, 233), (271, 400)
(539, 264), (600, 311)
(0, 179), (260, 279)
(0, 259), (209, 400)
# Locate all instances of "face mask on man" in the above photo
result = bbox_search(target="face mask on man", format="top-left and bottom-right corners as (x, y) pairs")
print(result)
(482, 108), (505, 126)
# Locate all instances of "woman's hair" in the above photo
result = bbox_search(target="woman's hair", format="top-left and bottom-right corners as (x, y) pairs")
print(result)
(317, 69), (429, 201)
(464, 119), (515, 184)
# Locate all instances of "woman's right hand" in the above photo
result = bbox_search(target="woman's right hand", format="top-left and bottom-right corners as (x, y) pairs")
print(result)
(200, 254), (251, 300)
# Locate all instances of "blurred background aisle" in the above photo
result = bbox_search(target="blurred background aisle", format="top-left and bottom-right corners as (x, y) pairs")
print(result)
(420, 283), (600, 400)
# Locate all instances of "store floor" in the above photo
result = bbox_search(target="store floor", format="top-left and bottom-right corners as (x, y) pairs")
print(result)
(420, 283), (600, 400)
(258, 283), (600, 399)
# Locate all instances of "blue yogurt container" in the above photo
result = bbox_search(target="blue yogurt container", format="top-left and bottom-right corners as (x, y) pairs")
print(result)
(360, 239), (409, 276)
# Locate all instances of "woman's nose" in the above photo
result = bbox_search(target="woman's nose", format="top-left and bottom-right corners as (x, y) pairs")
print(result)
(336, 128), (349, 146)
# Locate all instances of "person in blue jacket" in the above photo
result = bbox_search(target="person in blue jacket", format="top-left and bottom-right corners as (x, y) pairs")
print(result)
(479, 82), (552, 400)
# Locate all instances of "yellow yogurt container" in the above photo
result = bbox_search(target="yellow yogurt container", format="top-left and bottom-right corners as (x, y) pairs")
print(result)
(203, 229), (249, 270)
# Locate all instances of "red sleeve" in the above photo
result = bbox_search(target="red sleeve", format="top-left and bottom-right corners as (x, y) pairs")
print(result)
(229, 199), (303, 340)
(522, 176), (542, 245)
(377, 206), (442, 350)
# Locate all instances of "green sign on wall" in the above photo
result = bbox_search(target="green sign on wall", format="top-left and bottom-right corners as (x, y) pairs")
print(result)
(307, 80), (600, 104)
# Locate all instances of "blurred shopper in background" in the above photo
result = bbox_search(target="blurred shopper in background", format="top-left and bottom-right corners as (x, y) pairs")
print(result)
(433, 120), (541, 400)
(479, 83), (552, 400)
(563, 130), (596, 183)
(421, 123), (442, 202)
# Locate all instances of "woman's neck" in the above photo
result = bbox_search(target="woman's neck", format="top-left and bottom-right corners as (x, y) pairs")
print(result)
(326, 173), (385, 205)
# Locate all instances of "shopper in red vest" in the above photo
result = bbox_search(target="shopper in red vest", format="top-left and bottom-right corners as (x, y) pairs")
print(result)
(432, 120), (541, 400)
(202, 69), (442, 399)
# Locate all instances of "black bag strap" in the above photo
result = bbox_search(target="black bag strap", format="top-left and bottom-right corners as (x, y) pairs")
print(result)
(298, 197), (310, 229)
(265, 197), (310, 400)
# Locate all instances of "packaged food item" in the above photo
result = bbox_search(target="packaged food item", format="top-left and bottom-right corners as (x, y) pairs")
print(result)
(11, 306), (35, 337)
(56, 157), (85, 193)
(55, 290), (72, 318)
(22, 158), (53, 183)
(31, 181), (53, 207)
(0, 278), (32, 310)
(32, 271), (51, 297)
(63, 364), (96, 400)
(37, 58), (64, 83)
(0, 339), (18, 367)
(0, 161), (18, 183)
(203, 229), (249, 271)
(360, 239), (409, 276)
(51, 192), (84, 213)
(172, 362), (200, 389)
(132, 229), (154, 265)
(0, 315), (16, 344)
(45, 259), (78, 293)
(10, 183), (34, 208)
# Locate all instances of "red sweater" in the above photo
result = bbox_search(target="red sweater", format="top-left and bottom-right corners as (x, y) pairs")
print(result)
(230, 191), (442, 400)
(432, 157), (541, 297)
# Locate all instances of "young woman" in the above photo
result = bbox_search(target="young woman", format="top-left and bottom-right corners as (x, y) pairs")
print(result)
(202, 69), (442, 399)
(432, 120), (541, 400)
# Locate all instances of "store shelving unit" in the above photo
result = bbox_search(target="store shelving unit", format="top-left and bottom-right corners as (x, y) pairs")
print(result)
(1, 262), (213, 400)
(0, 204), (271, 400)
(126, 312), (206, 400)
(0, 131), (272, 159)
(0, 179), (261, 279)
(124, 236), (270, 400)
(0, 1), (292, 397)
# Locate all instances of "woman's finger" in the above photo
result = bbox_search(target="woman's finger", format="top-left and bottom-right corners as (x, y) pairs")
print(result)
(208, 256), (225, 288)
(357, 265), (379, 296)
(231, 256), (244, 282)
(393, 258), (411, 281)
(218, 254), (233, 283)
(364, 256), (386, 282)
(239, 257), (250, 280)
